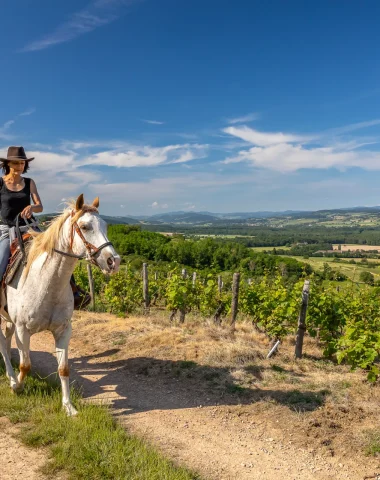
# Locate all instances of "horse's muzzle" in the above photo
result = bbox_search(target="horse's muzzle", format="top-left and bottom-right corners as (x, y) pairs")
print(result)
(106, 254), (121, 274)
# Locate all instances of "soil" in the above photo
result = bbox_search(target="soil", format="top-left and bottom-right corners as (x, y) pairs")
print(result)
(0, 417), (47, 480)
(6, 311), (380, 480)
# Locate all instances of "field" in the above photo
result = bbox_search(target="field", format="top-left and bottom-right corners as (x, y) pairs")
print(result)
(191, 234), (256, 239)
(250, 246), (291, 252)
(279, 255), (380, 281)
(7, 310), (380, 480)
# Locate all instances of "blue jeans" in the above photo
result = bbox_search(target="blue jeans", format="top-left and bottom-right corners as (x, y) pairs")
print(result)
(0, 236), (10, 280)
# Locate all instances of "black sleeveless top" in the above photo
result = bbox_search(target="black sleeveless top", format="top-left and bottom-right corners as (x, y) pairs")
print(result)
(0, 177), (31, 226)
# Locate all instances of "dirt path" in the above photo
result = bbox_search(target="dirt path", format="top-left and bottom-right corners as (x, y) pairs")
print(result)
(19, 316), (379, 480)
(0, 417), (47, 480)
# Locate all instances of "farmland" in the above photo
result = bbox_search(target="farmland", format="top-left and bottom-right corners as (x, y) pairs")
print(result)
(278, 255), (380, 281)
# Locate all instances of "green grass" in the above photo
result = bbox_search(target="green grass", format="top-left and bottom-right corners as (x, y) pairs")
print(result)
(364, 430), (380, 456)
(0, 363), (200, 480)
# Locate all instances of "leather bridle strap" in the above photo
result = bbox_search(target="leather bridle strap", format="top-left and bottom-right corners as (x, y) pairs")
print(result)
(54, 218), (113, 267)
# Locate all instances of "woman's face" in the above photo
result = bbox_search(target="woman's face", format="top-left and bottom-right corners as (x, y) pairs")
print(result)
(8, 160), (25, 174)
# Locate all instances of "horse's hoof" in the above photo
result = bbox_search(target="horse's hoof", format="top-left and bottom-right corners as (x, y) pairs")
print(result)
(63, 403), (78, 417)
(10, 380), (22, 394)
(12, 383), (24, 394)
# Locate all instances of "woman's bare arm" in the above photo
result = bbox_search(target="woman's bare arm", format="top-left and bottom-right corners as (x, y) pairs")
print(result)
(21, 179), (43, 219)
(30, 179), (43, 213)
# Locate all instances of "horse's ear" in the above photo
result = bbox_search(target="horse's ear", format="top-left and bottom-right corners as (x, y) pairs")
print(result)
(76, 194), (84, 211)
(92, 197), (100, 208)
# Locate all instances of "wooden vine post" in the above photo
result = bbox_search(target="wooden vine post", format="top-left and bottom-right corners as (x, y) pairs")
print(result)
(213, 275), (224, 325)
(142, 263), (150, 314)
(294, 279), (310, 359)
(179, 268), (187, 323)
(230, 272), (240, 331)
(87, 263), (95, 310)
(217, 275), (223, 293)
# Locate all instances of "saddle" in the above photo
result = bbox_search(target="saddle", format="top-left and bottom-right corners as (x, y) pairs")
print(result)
(1, 213), (92, 310)
(3, 233), (33, 287)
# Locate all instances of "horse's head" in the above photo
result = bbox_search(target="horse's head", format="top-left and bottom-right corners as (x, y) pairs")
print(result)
(71, 194), (121, 274)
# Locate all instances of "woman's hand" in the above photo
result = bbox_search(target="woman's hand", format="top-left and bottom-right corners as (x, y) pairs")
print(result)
(21, 205), (34, 219)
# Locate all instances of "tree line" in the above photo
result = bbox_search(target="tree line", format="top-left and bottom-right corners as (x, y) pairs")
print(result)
(107, 225), (312, 278)
(142, 224), (380, 247)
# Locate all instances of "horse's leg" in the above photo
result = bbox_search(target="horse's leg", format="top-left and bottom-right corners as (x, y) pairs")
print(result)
(15, 324), (31, 392)
(0, 326), (18, 391)
(54, 324), (77, 416)
(5, 321), (15, 358)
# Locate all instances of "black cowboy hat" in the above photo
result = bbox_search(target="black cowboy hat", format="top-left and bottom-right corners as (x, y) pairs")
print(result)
(0, 146), (34, 162)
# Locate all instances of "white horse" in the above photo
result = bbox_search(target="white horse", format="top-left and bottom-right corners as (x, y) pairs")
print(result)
(0, 194), (120, 415)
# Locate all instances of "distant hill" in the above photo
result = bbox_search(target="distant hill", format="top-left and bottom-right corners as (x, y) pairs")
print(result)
(201, 210), (304, 220)
(36, 205), (380, 228)
(100, 215), (140, 225)
(37, 213), (140, 225)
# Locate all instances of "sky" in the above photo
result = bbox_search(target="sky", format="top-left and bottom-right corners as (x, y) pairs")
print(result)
(2, 0), (380, 215)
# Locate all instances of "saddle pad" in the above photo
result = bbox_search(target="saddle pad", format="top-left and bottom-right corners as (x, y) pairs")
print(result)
(4, 239), (32, 286)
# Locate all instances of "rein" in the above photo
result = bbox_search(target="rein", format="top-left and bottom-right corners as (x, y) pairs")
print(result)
(15, 214), (40, 266)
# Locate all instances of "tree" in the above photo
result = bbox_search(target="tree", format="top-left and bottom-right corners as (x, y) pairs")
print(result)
(359, 271), (375, 286)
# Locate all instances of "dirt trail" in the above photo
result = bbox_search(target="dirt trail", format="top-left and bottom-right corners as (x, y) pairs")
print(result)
(0, 417), (47, 480)
(19, 314), (379, 480)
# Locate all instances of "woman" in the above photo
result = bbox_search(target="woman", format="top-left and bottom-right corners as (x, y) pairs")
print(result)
(0, 146), (90, 309)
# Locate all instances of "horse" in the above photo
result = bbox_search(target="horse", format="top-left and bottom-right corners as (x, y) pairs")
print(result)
(0, 194), (120, 415)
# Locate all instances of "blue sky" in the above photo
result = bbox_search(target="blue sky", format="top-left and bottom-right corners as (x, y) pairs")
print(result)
(2, 0), (380, 215)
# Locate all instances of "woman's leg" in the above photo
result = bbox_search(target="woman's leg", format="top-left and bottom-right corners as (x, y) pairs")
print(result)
(70, 273), (91, 310)
(0, 237), (11, 280)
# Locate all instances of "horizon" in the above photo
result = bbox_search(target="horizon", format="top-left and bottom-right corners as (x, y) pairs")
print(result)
(38, 203), (380, 219)
(3, 1), (380, 215)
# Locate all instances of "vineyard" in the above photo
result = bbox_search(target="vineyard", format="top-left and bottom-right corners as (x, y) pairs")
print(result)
(74, 262), (380, 383)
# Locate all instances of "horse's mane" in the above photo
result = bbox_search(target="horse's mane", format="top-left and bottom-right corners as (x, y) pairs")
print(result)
(24, 200), (99, 277)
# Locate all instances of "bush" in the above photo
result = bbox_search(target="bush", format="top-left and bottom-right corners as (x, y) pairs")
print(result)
(360, 271), (375, 285)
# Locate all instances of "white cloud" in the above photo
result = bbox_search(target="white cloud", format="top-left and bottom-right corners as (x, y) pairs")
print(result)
(223, 124), (380, 172)
(64, 170), (102, 183)
(184, 202), (196, 210)
(223, 126), (309, 147)
(142, 119), (165, 125)
(28, 151), (76, 173)
(2, 120), (15, 130)
(150, 201), (169, 209)
(322, 119), (380, 137)
(0, 119), (15, 140)
(88, 173), (254, 206)
(18, 108), (36, 117)
(0, 109), (36, 140)
(22, 0), (141, 52)
(227, 113), (260, 124)
(81, 143), (208, 168)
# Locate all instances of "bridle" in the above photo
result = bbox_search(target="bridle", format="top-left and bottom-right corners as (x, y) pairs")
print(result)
(52, 210), (114, 268)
